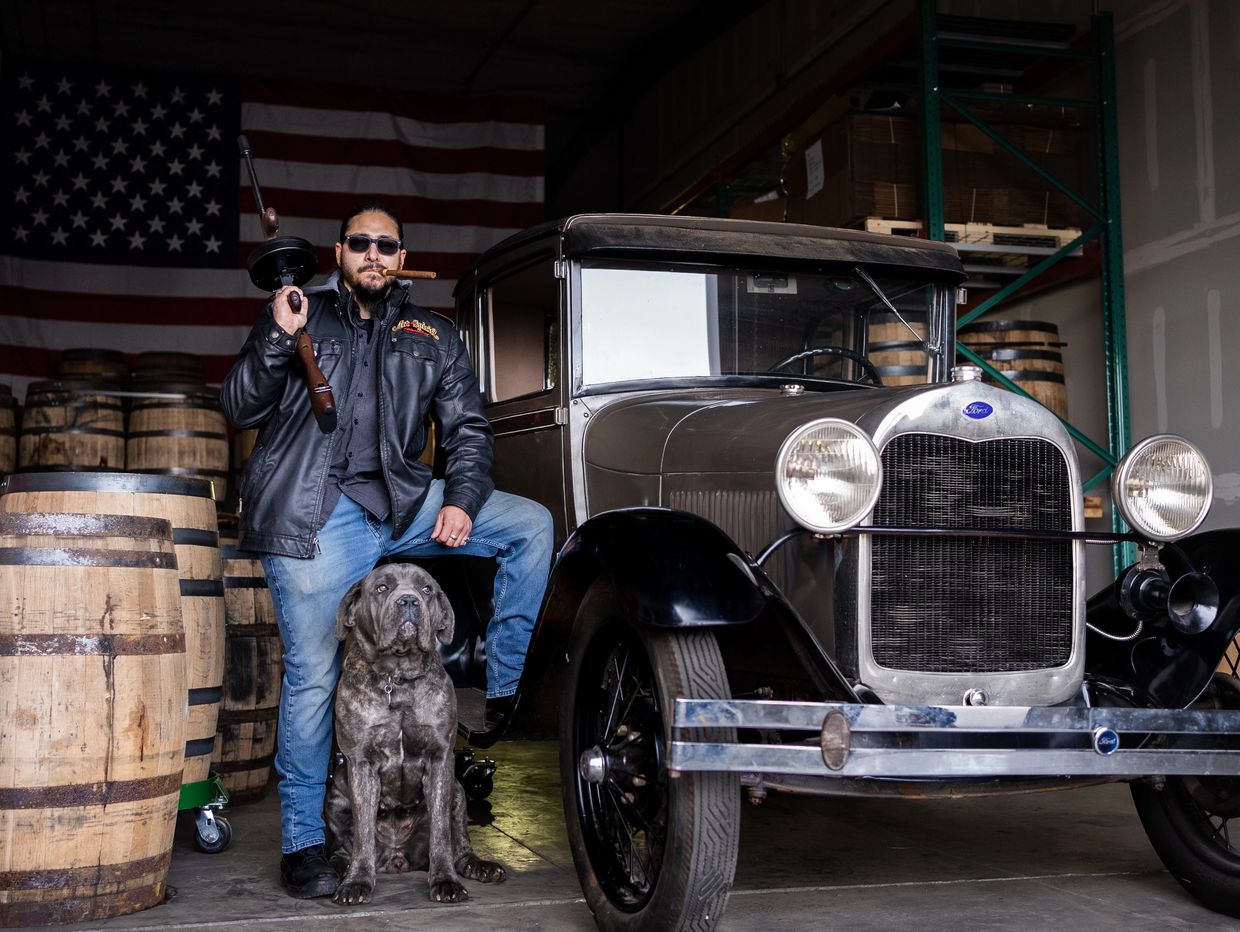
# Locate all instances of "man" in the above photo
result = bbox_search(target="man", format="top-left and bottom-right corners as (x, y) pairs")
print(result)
(220, 204), (554, 899)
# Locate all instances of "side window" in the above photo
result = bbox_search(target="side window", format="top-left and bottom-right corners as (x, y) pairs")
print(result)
(484, 262), (559, 403)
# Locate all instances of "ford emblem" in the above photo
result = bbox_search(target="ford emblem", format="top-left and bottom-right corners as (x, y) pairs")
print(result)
(963, 401), (993, 420)
(1092, 726), (1120, 756)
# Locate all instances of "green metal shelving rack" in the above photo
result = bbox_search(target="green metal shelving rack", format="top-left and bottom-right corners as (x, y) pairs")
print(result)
(917, 1), (1136, 571)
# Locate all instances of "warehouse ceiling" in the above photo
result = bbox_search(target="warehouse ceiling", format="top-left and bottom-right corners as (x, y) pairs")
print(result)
(0, 0), (768, 201)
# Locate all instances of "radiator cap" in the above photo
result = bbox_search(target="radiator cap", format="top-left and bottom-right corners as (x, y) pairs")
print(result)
(951, 365), (983, 382)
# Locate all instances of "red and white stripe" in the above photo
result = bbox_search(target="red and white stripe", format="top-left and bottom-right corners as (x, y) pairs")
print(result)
(0, 77), (544, 402)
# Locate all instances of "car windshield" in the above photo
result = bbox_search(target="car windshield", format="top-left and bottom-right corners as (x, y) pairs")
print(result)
(578, 260), (950, 390)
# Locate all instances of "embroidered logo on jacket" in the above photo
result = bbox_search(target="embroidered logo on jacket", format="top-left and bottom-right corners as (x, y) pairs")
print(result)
(393, 319), (440, 340)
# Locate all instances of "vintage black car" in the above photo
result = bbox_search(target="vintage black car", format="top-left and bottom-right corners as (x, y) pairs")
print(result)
(443, 214), (1240, 931)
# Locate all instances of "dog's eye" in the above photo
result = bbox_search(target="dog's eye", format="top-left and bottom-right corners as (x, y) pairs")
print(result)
(375, 584), (389, 593)
(421, 585), (432, 594)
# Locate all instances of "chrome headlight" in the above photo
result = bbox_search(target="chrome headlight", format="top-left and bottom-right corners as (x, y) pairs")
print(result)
(1112, 435), (1212, 541)
(776, 418), (882, 533)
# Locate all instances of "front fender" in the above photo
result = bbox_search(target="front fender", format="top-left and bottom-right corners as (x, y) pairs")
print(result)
(1086, 528), (1240, 707)
(498, 508), (856, 745)
(552, 507), (767, 629)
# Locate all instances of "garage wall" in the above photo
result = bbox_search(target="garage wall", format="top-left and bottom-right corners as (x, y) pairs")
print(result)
(1106, 0), (1240, 532)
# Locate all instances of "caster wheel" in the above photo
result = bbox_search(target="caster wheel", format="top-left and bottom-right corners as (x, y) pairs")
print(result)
(194, 814), (232, 854)
(454, 746), (475, 780)
(462, 762), (495, 801)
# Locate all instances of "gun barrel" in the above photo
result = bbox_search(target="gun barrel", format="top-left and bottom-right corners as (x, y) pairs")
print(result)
(237, 134), (267, 219)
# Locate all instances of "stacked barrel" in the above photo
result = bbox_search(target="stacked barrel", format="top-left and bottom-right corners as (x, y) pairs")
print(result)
(213, 516), (282, 802)
(957, 319), (1069, 419)
(0, 501), (185, 923)
(0, 384), (17, 478)
(9, 350), (231, 505)
(868, 310), (929, 386)
(0, 346), (277, 913)
(1, 474), (226, 807)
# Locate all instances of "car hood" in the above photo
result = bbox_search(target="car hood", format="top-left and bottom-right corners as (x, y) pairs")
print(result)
(583, 386), (918, 476)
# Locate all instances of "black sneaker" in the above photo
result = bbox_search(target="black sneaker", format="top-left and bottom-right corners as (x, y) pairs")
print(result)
(280, 844), (338, 899)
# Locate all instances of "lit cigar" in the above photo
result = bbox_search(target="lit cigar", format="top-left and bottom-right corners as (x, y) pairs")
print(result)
(383, 269), (438, 280)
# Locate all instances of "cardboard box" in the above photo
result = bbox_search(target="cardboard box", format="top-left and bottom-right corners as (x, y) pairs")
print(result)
(784, 109), (1086, 230)
(785, 113), (921, 227)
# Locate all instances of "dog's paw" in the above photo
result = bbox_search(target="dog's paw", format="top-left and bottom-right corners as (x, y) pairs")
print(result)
(333, 880), (373, 906)
(429, 878), (469, 902)
(459, 855), (507, 883)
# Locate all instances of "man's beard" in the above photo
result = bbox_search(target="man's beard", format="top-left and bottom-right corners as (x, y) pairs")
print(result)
(349, 269), (394, 311)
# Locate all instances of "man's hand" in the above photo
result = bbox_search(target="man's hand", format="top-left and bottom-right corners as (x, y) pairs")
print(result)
(433, 505), (473, 548)
(273, 285), (308, 336)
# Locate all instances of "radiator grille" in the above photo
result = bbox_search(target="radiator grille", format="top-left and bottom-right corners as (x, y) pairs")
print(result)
(870, 434), (1073, 673)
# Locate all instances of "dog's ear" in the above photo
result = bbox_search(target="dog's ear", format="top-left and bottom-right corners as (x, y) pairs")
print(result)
(434, 585), (455, 646)
(335, 577), (366, 642)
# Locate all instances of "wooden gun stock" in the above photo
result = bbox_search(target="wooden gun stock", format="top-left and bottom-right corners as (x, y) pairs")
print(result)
(289, 292), (337, 433)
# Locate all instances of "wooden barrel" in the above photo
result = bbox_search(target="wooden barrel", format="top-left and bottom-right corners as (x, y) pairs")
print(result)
(873, 362), (930, 387)
(0, 385), (16, 477)
(969, 345), (1065, 375)
(868, 310), (927, 345)
(56, 348), (130, 384)
(18, 380), (125, 472)
(958, 318), (1064, 347)
(959, 321), (1069, 418)
(212, 520), (282, 803)
(986, 367), (1068, 419)
(130, 352), (205, 389)
(0, 472), (224, 792)
(0, 511), (185, 926)
(126, 390), (229, 504)
(868, 312), (929, 385)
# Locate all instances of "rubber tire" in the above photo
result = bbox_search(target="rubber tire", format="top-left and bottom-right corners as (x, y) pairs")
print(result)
(194, 815), (232, 854)
(1132, 675), (1240, 918)
(560, 584), (740, 932)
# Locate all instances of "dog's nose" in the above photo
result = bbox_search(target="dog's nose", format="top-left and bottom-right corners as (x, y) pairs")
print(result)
(394, 595), (420, 641)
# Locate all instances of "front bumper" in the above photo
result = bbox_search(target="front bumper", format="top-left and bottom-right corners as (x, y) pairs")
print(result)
(669, 700), (1240, 779)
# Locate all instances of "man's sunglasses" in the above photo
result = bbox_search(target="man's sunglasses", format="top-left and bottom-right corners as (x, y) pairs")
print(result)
(343, 233), (402, 256)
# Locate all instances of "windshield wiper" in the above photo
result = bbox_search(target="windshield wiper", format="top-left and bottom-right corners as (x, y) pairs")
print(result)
(852, 266), (941, 355)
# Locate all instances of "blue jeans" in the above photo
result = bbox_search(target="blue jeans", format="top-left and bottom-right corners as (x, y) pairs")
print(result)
(261, 483), (554, 853)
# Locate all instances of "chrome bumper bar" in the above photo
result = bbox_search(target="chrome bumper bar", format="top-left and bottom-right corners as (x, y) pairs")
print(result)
(668, 699), (1240, 779)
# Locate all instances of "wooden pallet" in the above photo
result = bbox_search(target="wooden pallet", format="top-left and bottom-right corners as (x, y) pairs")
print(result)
(861, 218), (1082, 251)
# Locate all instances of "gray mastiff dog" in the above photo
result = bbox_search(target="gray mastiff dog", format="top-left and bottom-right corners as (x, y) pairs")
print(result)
(325, 562), (506, 905)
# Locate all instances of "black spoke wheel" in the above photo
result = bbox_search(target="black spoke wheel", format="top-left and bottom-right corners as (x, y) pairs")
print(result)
(561, 584), (739, 932)
(1132, 674), (1240, 918)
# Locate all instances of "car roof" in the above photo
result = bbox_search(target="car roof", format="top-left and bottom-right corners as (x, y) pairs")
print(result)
(459, 213), (967, 294)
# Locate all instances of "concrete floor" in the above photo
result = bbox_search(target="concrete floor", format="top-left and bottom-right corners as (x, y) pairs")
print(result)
(45, 740), (1240, 932)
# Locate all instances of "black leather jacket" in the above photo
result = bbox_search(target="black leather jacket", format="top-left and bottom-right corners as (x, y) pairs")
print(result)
(220, 272), (494, 558)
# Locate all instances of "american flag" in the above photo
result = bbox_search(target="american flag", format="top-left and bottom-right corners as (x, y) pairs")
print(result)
(0, 63), (544, 400)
